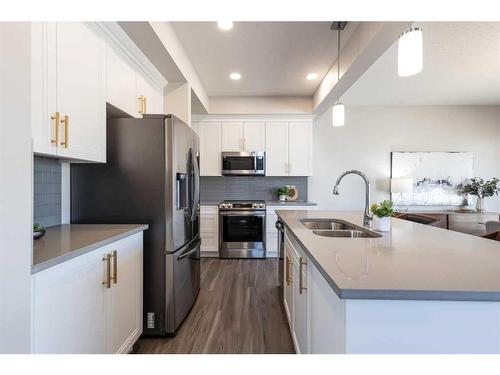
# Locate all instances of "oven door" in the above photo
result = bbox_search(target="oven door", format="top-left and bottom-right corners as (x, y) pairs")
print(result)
(219, 211), (266, 258)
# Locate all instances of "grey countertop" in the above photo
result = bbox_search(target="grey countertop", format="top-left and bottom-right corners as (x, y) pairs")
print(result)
(32, 224), (148, 274)
(200, 200), (317, 206)
(401, 209), (499, 215)
(277, 210), (500, 302)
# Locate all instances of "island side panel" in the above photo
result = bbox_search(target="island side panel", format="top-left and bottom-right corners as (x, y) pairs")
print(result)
(307, 256), (347, 354)
(345, 299), (500, 354)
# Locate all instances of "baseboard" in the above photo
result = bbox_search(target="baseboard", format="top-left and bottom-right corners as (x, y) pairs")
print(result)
(200, 251), (219, 258)
(201, 251), (278, 258)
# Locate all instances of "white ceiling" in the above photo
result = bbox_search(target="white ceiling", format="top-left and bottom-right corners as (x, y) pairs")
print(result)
(343, 22), (500, 106)
(171, 22), (358, 97)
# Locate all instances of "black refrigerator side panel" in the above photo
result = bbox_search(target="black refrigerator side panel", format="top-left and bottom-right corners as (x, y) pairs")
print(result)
(71, 117), (167, 335)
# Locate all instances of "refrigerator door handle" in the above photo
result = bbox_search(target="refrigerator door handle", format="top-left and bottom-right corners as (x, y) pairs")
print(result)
(191, 151), (200, 222)
(178, 238), (202, 260)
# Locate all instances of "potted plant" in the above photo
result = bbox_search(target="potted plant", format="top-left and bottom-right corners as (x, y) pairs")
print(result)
(276, 186), (289, 202)
(370, 200), (395, 232)
(33, 223), (46, 240)
(458, 177), (499, 212)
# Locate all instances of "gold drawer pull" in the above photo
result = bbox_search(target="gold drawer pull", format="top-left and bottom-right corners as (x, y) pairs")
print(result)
(51, 112), (60, 145)
(286, 256), (293, 285)
(110, 250), (117, 284)
(102, 253), (111, 289)
(299, 257), (307, 294)
(60, 115), (69, 148)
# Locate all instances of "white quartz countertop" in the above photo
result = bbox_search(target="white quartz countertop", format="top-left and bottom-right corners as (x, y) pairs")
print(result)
(276, 210), (500, 302)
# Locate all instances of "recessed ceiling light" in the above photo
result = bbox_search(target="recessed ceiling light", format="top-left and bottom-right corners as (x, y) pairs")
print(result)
(217, 21), (233, 31)
(230, 72), (241, 80)
(306, 73), (318, 80)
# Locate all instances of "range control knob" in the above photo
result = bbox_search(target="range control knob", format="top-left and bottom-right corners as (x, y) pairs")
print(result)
(259, 203), (265, 208)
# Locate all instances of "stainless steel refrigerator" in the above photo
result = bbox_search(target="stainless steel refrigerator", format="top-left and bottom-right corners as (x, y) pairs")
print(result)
(71, 114), (200, 336)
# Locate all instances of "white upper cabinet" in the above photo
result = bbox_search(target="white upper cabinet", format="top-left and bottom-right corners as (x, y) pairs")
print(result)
(136, 72), (164, 115)
(31, 22), (106, 162)
(243, 121), (266, 151)
(31, 22), (57, 156)
(265, 121), (312, 176)
(32, 22), (166, 163)
(221, 122), (244, 151)
(221, 121), (266, 152)
(106, 41), (138, 117)
(288, 122), (313, 176)
(55, 23), (106, 162)
(199, 122), (222, 176)
(265, 122), (289, 176)
(106, 42), (164, 117)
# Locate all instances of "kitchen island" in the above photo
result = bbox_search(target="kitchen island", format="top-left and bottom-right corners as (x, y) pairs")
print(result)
(276, 210), (500, 354)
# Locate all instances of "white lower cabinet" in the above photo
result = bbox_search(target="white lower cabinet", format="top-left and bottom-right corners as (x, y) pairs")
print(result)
(285, 234), (308, 354)
(200, 205), (219, 256)
(266, 205), (314, 257)
(32, 232), (143, 354)
(284, 230), (346, 354)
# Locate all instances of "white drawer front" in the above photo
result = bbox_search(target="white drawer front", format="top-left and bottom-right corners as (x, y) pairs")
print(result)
(201, 214), (218, 233)
(266, 214), (278, 233)
(266, 233), (278, 252)
(201, 205), (218, 215)
(201, 234), (218, 252)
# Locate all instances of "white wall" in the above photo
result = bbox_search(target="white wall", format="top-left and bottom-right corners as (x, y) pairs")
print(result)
(310, 106), (500, 212)
(208, 96), (312, 115)
(0, 23), (33, 353)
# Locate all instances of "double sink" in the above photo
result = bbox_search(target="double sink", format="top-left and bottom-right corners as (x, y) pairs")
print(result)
(300, 218), (382, 238)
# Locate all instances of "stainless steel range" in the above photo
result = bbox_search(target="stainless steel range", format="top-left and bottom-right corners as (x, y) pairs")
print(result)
(219, 200), (266, 258)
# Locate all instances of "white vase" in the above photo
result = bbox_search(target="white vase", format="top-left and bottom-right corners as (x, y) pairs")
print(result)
(373, 216), (391, 232)
(476, 197), (486, 212)
(279, 194), (286, 201)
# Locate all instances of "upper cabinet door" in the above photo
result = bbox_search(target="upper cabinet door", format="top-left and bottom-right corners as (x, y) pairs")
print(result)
(31, 22), (58, 156)
(199, 122), (222, 176)
(106, 40), (138, 117)
(56, 23), (106, 162)
(221, 122), (244, 151)
(288, 122), (312, 176)
(265, 122), (288, 176)
(243, 121), (266, 151)
(137, 73), (164, 116)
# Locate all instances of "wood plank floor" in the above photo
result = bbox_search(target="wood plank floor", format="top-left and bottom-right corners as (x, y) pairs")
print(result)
(134, 258), (295, 354)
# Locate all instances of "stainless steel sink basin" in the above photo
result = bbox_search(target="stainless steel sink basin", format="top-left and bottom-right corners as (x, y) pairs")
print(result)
(300, 219), (357, 231)
(312, 229), (381, 238)
(300, 218), (382, 238)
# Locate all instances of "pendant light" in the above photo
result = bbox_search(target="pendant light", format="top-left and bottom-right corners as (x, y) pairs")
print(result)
(331, 22), (347, 127)
(398, 27), (423, 77)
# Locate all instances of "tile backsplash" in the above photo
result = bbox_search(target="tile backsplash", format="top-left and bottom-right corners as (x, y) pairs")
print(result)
(34, 156), (61, 227)
(200, 176), (309, 202)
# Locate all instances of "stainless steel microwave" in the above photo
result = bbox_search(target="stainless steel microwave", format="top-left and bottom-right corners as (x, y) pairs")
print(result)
(221, 151), (265, 176)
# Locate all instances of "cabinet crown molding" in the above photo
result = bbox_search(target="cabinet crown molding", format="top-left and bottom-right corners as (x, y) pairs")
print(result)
(94, 22), (167, 90)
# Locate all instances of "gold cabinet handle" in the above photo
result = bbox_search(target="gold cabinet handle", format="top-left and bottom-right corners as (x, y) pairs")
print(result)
(102, 253), (111, 289)
(110, 250), (117, 284)
(60, 115), (69, 148)
(286, 256), (293, 285)
(299, 257), (307, 294)
(50, 112), (60, 146)
(143, 96), (147, 114)
(138, 96), (144, 114)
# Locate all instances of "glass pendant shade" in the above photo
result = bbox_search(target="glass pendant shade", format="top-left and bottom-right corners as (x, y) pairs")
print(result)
(332, 103), (345, 127)
(398, 27), (423, 77)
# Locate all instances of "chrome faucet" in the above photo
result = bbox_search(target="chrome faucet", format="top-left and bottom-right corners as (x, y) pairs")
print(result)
(333, 170), (373, 227)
